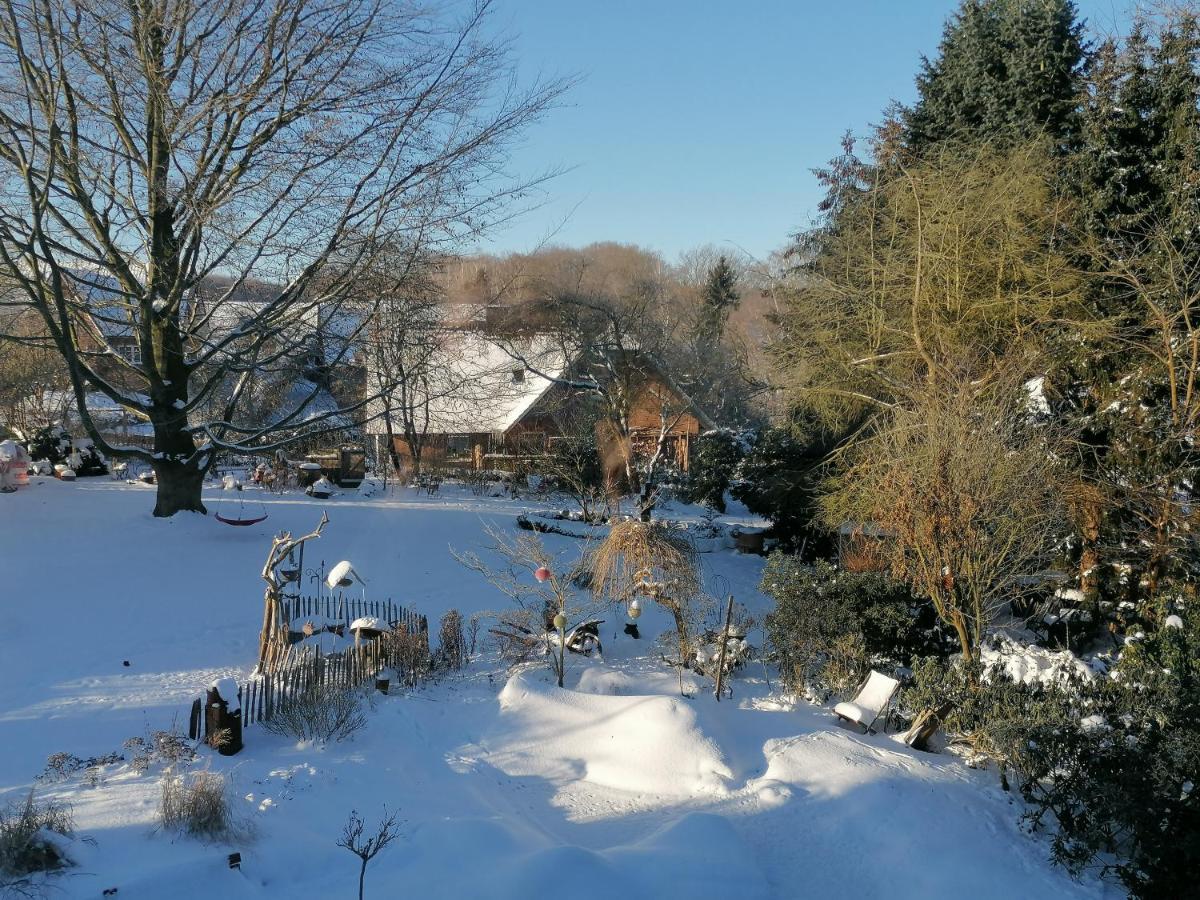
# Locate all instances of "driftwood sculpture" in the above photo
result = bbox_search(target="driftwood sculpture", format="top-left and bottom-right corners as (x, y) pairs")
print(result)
(257, 511), (329, 674)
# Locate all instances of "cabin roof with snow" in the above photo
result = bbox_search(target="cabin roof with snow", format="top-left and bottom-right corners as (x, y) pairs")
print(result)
(365, 331), (569, 437)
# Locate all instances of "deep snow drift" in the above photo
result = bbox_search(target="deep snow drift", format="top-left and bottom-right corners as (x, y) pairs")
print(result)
(0, 479), (1114, 898)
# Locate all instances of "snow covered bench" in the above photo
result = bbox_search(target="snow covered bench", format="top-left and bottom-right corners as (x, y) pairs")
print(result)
(833, 670), (900, 734)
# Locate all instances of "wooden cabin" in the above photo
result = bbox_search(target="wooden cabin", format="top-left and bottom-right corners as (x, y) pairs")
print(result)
(365, 331), (711, 480)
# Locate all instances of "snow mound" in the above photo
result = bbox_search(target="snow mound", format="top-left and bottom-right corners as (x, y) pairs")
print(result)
(488, 672), (734, 797)
(575, 667), (639, 696)
(406, 813), (769, 900)
(744, 732), (1096, 898)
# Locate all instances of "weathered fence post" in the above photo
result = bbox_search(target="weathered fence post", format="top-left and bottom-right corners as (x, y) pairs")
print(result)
(205, 681), (244, 755)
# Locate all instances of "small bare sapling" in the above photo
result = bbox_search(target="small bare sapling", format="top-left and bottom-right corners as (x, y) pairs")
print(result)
(337, 807), (401, 900)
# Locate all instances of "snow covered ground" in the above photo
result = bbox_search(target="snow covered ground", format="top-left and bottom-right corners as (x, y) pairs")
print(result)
(0, 478), (1115, 898)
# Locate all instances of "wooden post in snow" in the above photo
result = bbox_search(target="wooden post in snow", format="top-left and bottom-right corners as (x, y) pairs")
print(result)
(714, 594), (734, 702)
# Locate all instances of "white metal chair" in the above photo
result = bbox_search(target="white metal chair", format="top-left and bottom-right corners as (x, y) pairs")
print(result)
(833, 670), (901, 734)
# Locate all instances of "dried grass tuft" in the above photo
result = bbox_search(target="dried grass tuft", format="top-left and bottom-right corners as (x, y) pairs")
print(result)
(588, 519), (699, 602)
(0, 791), (74, 885)
(158, 769), (240, 841)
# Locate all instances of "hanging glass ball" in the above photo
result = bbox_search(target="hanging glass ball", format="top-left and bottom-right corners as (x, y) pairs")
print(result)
(534, 566), (552, 583)
(552, 612), (567, 630)
(628, 604), (641, 619)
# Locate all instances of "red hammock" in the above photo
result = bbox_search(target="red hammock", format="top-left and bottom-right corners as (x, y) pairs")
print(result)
(215, 512), (269, 527)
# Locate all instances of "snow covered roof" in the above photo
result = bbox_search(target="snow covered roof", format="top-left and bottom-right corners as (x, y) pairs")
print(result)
(271, 379), (356, 432)
(69, 270), (138, 338)
(366, 331), (568, 436)
(42, 390), (154, 437)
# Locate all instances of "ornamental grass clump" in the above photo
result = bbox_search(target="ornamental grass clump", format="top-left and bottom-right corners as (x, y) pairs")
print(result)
(0, 791), (74, 885)
(590, 519), (701, 667)
(158, 769), (239, 841)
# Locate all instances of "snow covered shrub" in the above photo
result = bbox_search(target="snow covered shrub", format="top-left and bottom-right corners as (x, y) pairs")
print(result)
(436, 609), (466, 670)
(901, 656), (1082, 777)
(70, 441), (107, 477)
(38, 751), (122, 784)
(904, 612), (1200, 899)
(124, 729), (198, 774)
(158, 769), (239, 841)
(680, 429), (745, 513)
(0, 791), (74, 884)
(763, 557), (944, 695)
(261, 685), (367, 743)
(26, 426), (69, 465)
(1012, 611), (1200, 899)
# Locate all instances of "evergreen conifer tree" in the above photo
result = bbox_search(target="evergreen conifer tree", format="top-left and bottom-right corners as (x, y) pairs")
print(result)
(697, 256), (740, 348)
(1054, 10), (1200, 610)
(905, 0), (1087, 152)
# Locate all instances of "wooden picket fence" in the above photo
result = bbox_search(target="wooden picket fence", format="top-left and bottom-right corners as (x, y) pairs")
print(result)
(188, 596), (428, 740)
(279, 595), (425, 634)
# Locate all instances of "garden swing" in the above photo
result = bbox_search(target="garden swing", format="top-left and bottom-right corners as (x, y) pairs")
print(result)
(215, 483), (270, 527)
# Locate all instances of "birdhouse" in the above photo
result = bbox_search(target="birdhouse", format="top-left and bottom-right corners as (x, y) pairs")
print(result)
(349, 616), (385, 646)
(327, 560), (362, 589)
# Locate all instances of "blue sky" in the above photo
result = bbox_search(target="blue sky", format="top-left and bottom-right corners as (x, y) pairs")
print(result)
(476, 0), (1130, 263)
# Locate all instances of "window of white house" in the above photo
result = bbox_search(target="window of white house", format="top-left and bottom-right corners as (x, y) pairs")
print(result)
(511, 366), (525, 383)
(116, 342), (141, 365)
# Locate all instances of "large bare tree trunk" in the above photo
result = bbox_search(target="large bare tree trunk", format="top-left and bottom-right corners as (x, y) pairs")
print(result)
(152, 458), (207, 517)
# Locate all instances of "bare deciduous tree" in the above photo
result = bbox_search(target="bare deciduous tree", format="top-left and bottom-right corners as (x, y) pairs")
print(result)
(495, 286), (706, 515)
(0, 0), (568, 515)
(0, 308), (71, 440)
(361, 249), (444, 481)
(771, 144), (1084, 428)
(453, 523), (594, 687)
(539, 407), (607, 522)
(822, 377), (1066, 665)
(337, 807), (400, 900)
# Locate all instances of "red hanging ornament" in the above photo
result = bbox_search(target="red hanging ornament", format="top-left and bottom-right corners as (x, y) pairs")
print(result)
(534, 566), (552, 583)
